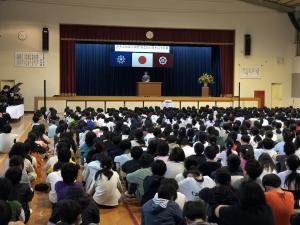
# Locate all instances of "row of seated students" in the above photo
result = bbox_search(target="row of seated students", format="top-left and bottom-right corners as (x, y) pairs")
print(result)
(2, 105), (300, 225)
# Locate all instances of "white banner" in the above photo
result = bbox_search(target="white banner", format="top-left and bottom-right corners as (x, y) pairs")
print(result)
(115, 45), (170, 53)
(239, 66), (262, 79)
(15, 52), (47, 68)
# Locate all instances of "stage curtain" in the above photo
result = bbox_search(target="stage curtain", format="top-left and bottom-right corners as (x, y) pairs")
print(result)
(211, 47), (221, 97)
(61, 25), (234, 96)
(61, 24), (235, 44)
(75, 43), (220, 96)
(60, 40), (76, 95)
(220, 45), (234, 95)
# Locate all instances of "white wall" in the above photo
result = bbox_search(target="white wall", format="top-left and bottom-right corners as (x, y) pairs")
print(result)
(0, 0), (295, 110)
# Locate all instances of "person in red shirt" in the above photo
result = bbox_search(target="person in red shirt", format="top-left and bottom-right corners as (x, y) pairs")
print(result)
(262, 174), (295, 225)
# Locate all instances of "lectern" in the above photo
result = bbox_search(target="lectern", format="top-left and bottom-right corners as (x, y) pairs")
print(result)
(137, 82), (162, 96)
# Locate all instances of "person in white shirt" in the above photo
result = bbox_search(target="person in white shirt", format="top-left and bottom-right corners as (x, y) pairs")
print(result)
(181, 139), (195, 158)
(258, 153), (277, 180)
(46, 169), (63, 204)
(83, 154), (101, 192)
(278, 154), (300, 190)
(88, 155), (122, 207)
(0, 124), (17, 154)
(178, 169), (215, 201)
(164, 147), (185, 179)
(204, 115), (215, 129)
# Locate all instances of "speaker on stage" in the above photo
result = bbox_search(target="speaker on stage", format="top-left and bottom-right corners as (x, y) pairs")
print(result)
(244, 34), (251, 56)
(42, 27), (49, 51)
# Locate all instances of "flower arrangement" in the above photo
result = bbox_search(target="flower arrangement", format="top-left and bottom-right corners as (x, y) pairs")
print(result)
(198, 73), (214, 85)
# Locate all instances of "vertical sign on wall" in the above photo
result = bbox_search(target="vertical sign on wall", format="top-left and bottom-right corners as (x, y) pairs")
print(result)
(15, 52), (47, 68)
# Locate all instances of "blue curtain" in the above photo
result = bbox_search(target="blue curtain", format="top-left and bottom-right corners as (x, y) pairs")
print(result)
(75, 43), (221, 96)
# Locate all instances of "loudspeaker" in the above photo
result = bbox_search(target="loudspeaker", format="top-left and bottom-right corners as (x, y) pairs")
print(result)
(244, 34), (251, 56)
(42, 27), (49, 51)
(288, 12), (300, 31)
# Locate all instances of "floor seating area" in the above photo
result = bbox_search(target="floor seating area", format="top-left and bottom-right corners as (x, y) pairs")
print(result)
(1, 106), (300, 225)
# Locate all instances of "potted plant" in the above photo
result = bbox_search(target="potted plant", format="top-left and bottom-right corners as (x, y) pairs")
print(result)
(198, 73), (214, 87)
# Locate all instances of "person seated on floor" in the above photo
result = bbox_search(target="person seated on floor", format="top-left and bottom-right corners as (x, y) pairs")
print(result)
(58, 132), (78, 157)
(25, 132), (44, 176)
(199, 168), (238, 223)
(237, 134), (254, 158)
(141, 160), (167, 205)
(161, 178), (186, 210)
(83, 152), (103, 192)
(80, 131), (97, 165)
(141, 183), (185, 225)
(46, 147), (72, 204)
(23, 141), (37, 173)
(88, 155), (122, 207)
(5, 167), (34, 223)
(126, 153), (153, 203)
(154, 140), (170, 163)
(199, 145), (221, 178)
(6, 142), (36, 183)
(278, 154), (300, 191)
(114, 139), (132, 172)
(193, 142), (206, 169)
(178, 169), (215, 201)
(215, 181), (275, 225)
(183, 201), (217, 225)
(32, 114), (40, 127)
(0, 200), (12, 225)
(44, 141), (73, 174)
(55, 163), (83, 202)
(0, 178), (25, 223)
(47, 113), (59, 139)
(106, 135), (123, 161)
(164, 147), (185, 179)
(122, 146), (143, 197)
(223, 154), (243, 185)
(254, 138), (277, 161)
(276, 141), (296, 172)
(258, 153), (277, 180)
(32, 124), (50, 153)
(56, 199), (82, 225)
(0, 124), (17, 154)
(216, 138), (238, 167)
(232, 159), (263, 190)
(49, 188), (99, 225)
(262, 174), (294, 225)
(175, 155), (200, 183)
(8, 155), (30, 185)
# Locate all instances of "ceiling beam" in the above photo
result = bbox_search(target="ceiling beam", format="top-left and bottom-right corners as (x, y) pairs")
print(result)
(239, 0), (294, 12)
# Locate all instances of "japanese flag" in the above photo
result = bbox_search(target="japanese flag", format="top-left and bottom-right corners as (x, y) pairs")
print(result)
(132, 53), (153, 67)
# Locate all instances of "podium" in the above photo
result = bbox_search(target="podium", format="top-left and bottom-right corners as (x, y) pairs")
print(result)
(202, 87), (209, 97)
(137, 82), (162, 96)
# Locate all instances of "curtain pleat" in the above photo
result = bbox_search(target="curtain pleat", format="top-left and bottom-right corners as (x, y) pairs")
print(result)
(60, 40), (76, 95)
(220, 45), (234, 95)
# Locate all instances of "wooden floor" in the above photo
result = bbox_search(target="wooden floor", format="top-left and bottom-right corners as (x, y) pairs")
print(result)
(2, 115), (142, 225)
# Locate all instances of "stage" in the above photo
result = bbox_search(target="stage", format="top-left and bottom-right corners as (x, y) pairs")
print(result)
(34, 96), (261, 113)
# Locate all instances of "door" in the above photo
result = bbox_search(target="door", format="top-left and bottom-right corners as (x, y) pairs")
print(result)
(271, 83), (282, 108)
(254, 90), (265, 108)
